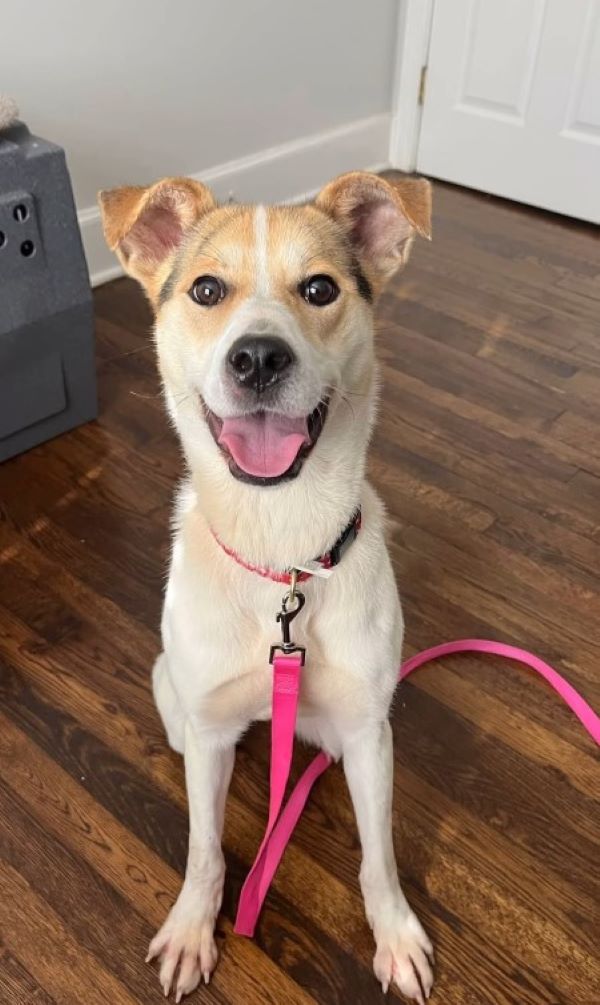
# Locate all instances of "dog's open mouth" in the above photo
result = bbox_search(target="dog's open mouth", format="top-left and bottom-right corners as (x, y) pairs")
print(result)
(204, 399), (329, 486)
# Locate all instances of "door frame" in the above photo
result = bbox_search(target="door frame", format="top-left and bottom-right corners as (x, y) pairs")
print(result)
(389, 0), (435, 171)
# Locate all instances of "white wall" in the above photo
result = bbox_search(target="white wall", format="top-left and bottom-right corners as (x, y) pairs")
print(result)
(3, 0), (400, 283)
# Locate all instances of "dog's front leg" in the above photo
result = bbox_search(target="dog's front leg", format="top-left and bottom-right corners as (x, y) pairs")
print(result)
(343, 720), (434, 1003)
(148, 719), (236, 1001)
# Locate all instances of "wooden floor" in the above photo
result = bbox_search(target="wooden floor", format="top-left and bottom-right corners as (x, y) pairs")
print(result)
(1, 181), (599, 1005)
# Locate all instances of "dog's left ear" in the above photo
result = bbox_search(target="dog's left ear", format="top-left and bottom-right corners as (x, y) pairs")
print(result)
(315, 171), (431, 287)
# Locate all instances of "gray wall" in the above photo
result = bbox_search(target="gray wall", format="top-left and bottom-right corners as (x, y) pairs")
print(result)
(3, 0), (399, 208)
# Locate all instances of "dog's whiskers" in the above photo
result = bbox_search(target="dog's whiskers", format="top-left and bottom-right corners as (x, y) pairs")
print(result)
(326, 383), (368, 401)
(172, 391), (193, 410)
(129, 389), (162, 400)
(198, 239), (227, 267)
(107, 339), (155, 362)
(324, 384), (358, 421)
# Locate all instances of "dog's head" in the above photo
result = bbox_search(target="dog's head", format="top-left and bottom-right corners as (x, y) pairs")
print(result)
(99, 172), (430, 489)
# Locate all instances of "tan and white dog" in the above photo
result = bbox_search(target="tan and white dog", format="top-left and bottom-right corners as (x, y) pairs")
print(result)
(100, 171), (433, 1003)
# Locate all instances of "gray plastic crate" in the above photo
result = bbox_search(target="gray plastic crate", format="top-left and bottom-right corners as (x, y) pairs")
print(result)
(0, 120), (96, 462)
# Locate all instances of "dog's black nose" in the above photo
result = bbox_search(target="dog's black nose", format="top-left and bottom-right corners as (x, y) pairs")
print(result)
(227, 335), (295, 393)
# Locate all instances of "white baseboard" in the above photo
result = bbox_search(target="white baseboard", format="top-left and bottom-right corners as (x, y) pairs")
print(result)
(78, 205), (124, 287)
(80, 113), (391, 287)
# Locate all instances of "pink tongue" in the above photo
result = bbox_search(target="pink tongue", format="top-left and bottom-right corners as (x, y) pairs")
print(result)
(218, 412), (309, 478)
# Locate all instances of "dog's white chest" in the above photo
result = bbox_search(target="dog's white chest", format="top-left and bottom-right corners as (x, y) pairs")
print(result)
(160, 506), (403, 742)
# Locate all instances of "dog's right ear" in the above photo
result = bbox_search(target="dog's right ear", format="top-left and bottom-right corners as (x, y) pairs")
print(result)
(98, 177), (215, 298)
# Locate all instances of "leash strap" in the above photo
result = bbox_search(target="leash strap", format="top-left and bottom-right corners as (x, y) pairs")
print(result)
(234, 638), (600, 937)
(400, 639), (600, 744)
(234, 653), (332, 936)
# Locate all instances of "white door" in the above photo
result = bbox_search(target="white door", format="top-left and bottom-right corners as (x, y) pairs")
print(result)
(417, 0), (600, 222)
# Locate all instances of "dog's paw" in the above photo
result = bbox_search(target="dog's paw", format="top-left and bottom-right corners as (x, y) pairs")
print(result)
(373, 909), (434, 1003)
(146, 908), (219, 1001)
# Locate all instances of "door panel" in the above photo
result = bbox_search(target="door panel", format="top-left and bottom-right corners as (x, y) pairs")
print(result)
(458, 0), (544, 121)
(563, 0), (600, 140)
(417, 0), (600, 221)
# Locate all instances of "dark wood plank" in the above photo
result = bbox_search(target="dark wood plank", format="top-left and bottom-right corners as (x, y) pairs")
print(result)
(0, 949), (57, 1005)
(1, 177), (599, 1004)
(0, 862), (140, 1005)
(0, 779), (168, 1005)
(0, 714), (318, 1005)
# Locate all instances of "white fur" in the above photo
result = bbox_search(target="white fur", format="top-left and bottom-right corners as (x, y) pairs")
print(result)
(148, 210), (433, 1003)
(254, 204), (270, 298)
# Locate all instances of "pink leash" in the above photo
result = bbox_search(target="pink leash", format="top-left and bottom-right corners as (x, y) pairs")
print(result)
(234, 639), (600, 937)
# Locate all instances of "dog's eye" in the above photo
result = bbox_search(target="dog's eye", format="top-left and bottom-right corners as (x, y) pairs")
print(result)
(189, 275), (226, 306)
(300, 274), (339, 307)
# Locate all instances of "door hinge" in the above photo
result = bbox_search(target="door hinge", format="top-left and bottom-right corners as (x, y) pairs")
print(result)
(418, 65), (428, 106)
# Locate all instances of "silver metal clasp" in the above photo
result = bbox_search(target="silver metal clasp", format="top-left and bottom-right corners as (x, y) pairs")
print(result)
(269, 589), (306, 665)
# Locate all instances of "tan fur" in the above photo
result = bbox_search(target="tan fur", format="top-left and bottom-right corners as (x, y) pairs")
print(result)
(316, 171), (432, 287)
(165, 203), (365, 357)
(98, 177), (215, 303)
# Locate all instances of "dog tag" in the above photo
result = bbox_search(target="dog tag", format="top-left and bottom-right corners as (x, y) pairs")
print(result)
(293, 561), (334, 579)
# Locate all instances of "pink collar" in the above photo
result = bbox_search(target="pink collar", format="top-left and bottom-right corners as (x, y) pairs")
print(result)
(210, 509), (362, 585)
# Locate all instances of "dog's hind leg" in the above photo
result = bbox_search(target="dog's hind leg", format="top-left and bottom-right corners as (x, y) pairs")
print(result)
(342, 719), (434, 1004)
(152, 652), (185, 754)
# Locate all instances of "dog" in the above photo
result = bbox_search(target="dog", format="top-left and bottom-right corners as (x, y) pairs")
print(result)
(99, 170), (433, 1003)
